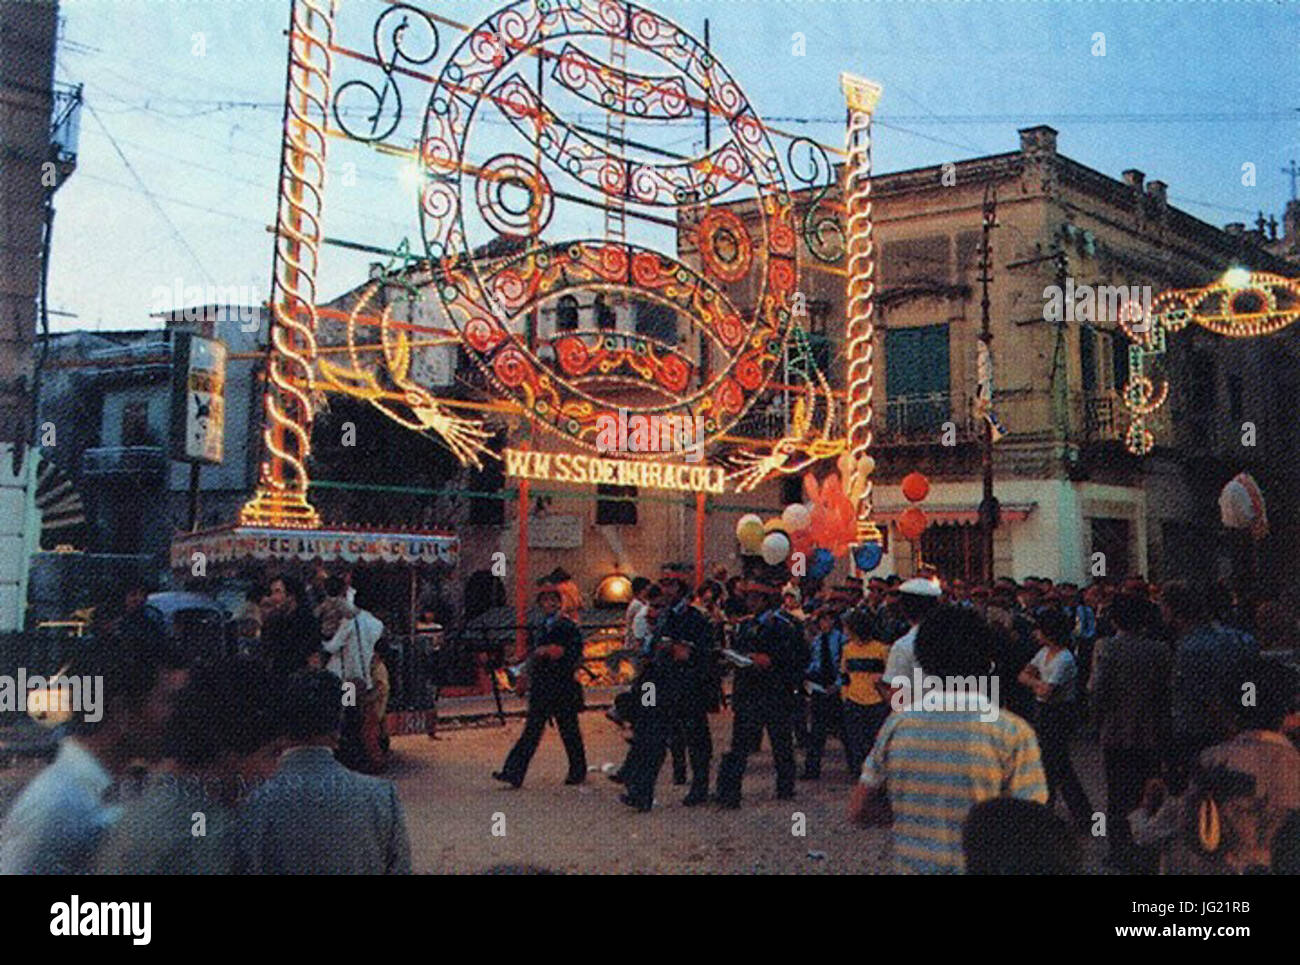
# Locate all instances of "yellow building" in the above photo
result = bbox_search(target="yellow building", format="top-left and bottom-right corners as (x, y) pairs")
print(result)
(684, 125), (1300, 587)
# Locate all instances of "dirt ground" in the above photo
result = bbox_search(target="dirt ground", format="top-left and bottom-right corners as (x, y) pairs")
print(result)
(392, 710), (1108, 874)
(0, 709), (1109, 874)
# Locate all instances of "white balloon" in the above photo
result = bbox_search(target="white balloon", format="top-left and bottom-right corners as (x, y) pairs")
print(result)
(782, 503), (811, 532)
(760, 531), (791, 565)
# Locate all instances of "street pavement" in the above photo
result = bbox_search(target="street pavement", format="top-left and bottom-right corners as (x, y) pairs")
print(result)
(0, 705), (1110, 873)
(393, 709), (1110, 874)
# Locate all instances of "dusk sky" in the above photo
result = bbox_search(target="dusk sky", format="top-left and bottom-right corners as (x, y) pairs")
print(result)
(48, 0), (1300, 330)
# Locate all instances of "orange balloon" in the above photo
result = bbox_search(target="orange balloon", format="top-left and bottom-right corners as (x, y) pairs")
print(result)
(898, 506), (928, 541)
(901, 472), (930, 503)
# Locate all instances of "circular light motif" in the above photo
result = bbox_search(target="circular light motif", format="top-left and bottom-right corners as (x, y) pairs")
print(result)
(419, 0), (797, 458)
(475, 154), (554, 238)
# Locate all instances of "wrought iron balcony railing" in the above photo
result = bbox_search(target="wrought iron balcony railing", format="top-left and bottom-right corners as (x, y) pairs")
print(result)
(880, 391), (965, 443)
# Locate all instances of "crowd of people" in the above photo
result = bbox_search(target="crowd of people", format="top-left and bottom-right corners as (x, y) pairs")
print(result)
(6, 562), (1297, 875)
(496, 564), (1300, 875)
(1, 568), (410, 875)
(0, 640), (411, 874)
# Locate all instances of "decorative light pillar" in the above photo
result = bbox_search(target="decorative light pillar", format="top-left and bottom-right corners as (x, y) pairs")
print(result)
(240, 0), (336, 528)
(841, 73), (885, 571)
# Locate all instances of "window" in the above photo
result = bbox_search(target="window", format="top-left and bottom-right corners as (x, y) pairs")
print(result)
(634, 300), (677, 343)
(556, 295), (579, 332)
(594, 295), (616, 331)
(121, 401), (151, 446)
(1080, 326), (1097, 394)
(781, 474), (803, 506)
(1110, 331), (1129, 391)
(1188, 350), (1215, 411)
(596, 484), (637, 525)
(885, 324), (950, 434)
(805, 299), (832, 372)
(469, 431), (506, 525)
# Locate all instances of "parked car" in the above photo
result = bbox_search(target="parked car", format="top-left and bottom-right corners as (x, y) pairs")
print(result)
(143, 591), (228, 662)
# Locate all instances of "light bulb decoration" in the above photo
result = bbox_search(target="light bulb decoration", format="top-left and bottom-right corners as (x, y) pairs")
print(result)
(1121, 270), (1300, 455)
(239, 0), (883, 535)
(315, 276), (495, 468)
(419, 0), (799, 461)
(240, 0), (337, 529)
(840, 73), (885, 561)
(726, 323), (846, 493)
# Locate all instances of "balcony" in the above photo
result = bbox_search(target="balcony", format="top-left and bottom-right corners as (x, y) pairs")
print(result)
(1081, 392), (1123, 444)
(48, 82), (82, 189)
(81, 446), (167, 478)
(879, 392), (971, 445)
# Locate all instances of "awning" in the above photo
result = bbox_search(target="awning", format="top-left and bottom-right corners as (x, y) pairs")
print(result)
(170, 525), (459, 571)
(872, 502), (1036, 525)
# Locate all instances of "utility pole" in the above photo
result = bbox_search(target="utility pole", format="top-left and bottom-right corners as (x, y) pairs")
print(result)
(977, 184), (998, 585)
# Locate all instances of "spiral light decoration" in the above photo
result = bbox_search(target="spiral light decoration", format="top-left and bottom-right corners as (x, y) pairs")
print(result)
(241, 0), (337, 528)
(840, 74), (884, 547)
(1121, 270), (1300, 455)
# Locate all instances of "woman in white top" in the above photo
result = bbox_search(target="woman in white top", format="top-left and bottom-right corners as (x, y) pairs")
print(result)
(1018, 607), (1093, 829)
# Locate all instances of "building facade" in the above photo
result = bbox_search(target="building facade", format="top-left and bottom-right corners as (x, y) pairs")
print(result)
(30, 309), (267, 617)
(0, 1), (79, 629)
(694, 125), (1300, 590)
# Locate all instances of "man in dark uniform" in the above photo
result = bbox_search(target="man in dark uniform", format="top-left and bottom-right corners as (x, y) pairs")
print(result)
(715, 575), (803, 808)
(493, 588), (587, 788)
(801, 605), (847, 780)
(619, 565), (715, 811)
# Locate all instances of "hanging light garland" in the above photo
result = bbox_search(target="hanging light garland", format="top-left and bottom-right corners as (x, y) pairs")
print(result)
(1121, 269), (1300, 455)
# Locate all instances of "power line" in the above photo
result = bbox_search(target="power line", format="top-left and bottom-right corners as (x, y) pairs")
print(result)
(86, 102), (219, 287)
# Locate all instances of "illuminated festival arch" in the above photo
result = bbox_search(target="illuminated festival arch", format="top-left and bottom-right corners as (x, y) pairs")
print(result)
(235, 0), (886, 586)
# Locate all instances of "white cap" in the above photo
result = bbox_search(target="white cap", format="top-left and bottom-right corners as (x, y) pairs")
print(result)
(899, 577), (942, 598)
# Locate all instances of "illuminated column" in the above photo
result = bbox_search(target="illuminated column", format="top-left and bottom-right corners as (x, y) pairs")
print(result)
(841, 73), (885, 561)
(240, 0), (336, 528)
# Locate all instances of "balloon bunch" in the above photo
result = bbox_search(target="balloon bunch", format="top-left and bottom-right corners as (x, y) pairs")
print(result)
(897, 471), (930, 541)
(735, 513), (793, 565)
(734, 470), (859, 573)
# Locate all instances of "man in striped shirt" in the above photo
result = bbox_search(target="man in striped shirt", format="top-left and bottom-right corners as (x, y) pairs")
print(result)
(849, 606), (1049, 874)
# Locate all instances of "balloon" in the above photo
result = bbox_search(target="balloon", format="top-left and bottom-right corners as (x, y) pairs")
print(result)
(898, 506), (928, 541)
(760, 531), (792, 565)
(782, 503), (812, 532)
(853, 541), (884, 572)
(764, 516), (786, 533)
(901, 471), (930, 503)
(790, 525), (815, 561)
(808, 547), (834, 579)
(1219, 472), (1268, 540)
(736, 515), (765, 554)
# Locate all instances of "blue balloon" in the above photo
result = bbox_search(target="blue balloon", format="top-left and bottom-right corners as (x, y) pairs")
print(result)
(809, 547), (834, 579)
(853, 541), (884, 572)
